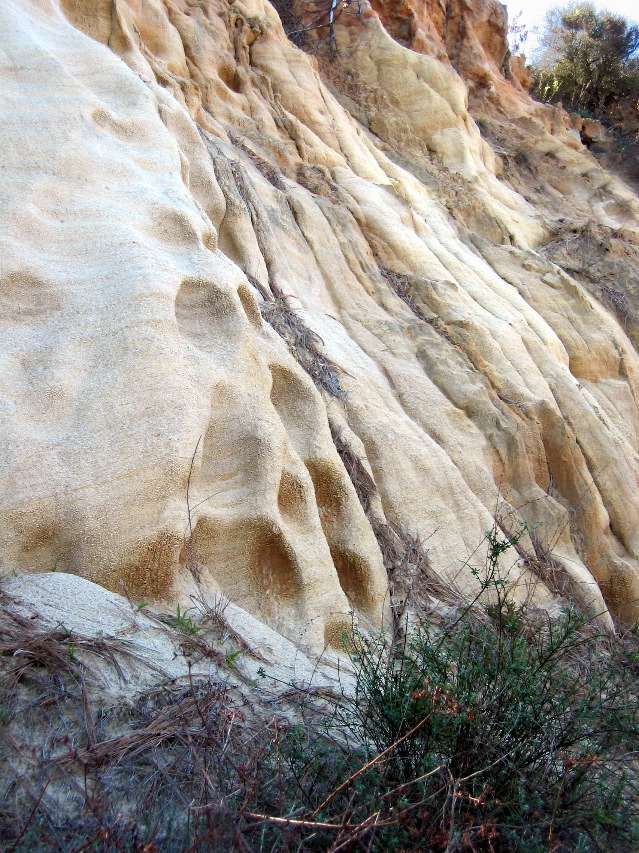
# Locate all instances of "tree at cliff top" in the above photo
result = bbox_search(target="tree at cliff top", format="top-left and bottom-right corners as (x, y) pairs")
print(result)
(531, 3), (639, 113)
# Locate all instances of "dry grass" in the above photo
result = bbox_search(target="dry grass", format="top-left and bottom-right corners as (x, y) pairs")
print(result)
(377, 262), (436, 325)
(600, 282), (634, 324)
(327, 423), (376, 515)
(328, 422), (458, 629)
(0, 593), (349, 852)
(260, 293), (346, 399)
(1, 676), (265, 851)
(2, 554), (637, 851)
(228, 134), (287, 192)
(493, 506), (596, 616)
(296, 166), (342, 204)
(0, 598), (153, 718)
(519, 528), (584, 602)
(540, 218), (639, 332)
(3, 609), (636, 852)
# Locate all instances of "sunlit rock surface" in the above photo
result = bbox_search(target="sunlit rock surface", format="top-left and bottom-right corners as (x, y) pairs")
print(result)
(2, 0), (639, 646)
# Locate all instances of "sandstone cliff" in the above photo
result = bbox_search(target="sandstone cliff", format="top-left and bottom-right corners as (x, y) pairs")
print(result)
(2, 0), (639, 648)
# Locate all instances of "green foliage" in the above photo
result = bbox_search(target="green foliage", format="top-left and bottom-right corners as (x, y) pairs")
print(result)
(160, 603), (201, 635)
(224, 647), (243, 668)
(324, 530), (639, 850)
(532, 3), (639, 113)
(340, 614), (638, 849)
(3, 529), (638, 851)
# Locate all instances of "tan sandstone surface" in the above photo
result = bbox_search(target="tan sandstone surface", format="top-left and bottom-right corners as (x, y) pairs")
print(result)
(2, 0), (639, 649)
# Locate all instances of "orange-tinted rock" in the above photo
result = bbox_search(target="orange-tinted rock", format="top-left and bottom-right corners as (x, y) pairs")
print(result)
(581, 118), (611, 149)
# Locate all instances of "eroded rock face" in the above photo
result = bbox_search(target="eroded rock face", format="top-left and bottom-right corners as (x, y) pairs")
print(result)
(2, 0), (639, 644)
(370, 0), (511, 97)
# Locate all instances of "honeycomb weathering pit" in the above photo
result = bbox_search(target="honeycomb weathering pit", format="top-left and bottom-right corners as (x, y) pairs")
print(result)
(2, 0), (639, 647)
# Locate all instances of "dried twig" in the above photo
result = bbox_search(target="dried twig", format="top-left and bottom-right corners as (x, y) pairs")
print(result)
(312, 710), (437, 817)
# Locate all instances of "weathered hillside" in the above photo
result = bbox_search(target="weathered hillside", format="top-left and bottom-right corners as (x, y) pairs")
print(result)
(2, 0), (639, 649)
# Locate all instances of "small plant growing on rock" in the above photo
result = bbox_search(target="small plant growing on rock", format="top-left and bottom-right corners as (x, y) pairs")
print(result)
(160, 604), (201, 635)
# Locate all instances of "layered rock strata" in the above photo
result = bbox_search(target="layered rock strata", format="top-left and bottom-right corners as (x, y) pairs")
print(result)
(2, 0), (639, 646)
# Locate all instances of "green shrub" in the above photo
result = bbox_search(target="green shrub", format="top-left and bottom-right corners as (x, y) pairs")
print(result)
(3, 529), (638, 851)
(336, 614), (638, 850)
(326, 529), (639, 851)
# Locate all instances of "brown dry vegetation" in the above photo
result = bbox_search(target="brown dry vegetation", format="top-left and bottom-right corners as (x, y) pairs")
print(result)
(2, 548), (639, 852)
